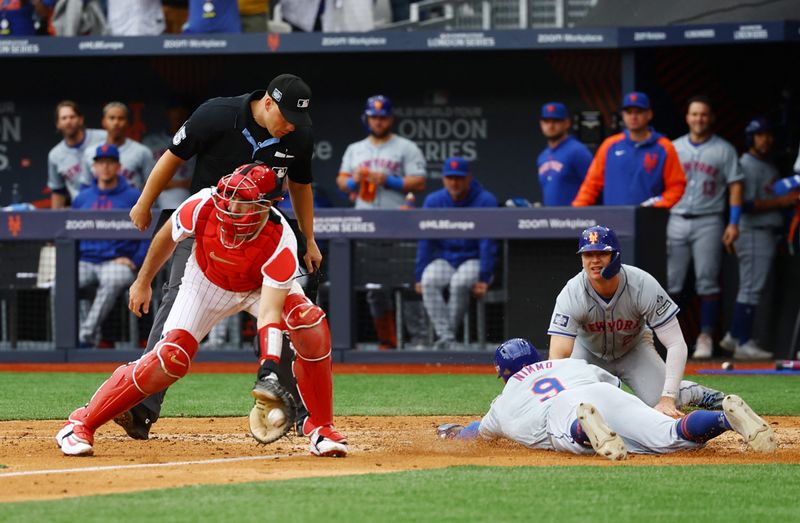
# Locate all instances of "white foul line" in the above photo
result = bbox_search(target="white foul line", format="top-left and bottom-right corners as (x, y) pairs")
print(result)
(0, 454), (291, 478)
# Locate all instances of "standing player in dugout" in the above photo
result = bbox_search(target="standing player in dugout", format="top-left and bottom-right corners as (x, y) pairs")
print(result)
(121, 74), (322, 440)
(56, 163), (347, 457)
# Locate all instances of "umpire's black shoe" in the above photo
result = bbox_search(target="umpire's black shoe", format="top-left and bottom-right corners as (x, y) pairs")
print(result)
(113, 407), (153, 440)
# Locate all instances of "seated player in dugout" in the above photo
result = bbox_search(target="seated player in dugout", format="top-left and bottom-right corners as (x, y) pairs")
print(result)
(437, 338), (776, 460)
(55, 163), (348, 458)
(547, 225), (725, 417)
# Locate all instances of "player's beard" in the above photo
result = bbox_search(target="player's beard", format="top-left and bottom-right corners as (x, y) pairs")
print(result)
(370, 127), (391, 139)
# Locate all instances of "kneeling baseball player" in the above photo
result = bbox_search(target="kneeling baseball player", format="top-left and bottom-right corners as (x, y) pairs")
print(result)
(438, 338), (776, 460)
(56, 163), (347, 457)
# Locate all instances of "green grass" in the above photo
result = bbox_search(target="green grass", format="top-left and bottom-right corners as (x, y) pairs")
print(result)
(1, 372), (798, 420)
(2, 465), (798, 522)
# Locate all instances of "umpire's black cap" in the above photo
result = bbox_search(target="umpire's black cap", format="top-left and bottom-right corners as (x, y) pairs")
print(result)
(268, 74), (312, 127)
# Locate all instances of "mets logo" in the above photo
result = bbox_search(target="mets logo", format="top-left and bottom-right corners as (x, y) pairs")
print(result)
(546, 104), (555, 113)
(630, 93), (638, 102)
(449, 159), (459, 170)
(374, 100), (384, 111)
(588, 231), (599, 244)
(643, 152), (658, 173)
(7, 214), (21, 237)
(267, 33), (280, 52)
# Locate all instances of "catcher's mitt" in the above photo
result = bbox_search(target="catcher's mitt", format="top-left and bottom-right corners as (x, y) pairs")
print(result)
(249, 374), (297, 444)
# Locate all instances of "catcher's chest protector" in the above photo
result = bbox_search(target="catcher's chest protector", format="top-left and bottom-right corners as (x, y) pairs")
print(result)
(194, 202), (284, 292)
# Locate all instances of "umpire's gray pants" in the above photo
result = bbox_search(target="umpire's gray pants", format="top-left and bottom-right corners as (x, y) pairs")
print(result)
(571, 331), (709, 409)
(666, 213), (724, 296)
(733, 227), (778, 305)
(135, 238), (194, 418)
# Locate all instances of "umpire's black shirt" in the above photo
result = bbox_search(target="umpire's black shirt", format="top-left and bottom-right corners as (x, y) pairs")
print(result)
(169, 90), (314, 194)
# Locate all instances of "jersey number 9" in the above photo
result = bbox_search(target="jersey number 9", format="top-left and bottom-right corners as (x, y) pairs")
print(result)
(531, 377), (565, 402)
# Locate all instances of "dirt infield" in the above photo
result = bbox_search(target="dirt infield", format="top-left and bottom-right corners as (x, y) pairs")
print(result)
(2, 416), (798, 503)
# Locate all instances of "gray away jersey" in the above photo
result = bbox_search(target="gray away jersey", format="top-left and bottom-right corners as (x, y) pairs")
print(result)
(548, 265), (679, 360)
(81, 138), (156, 190)
(339, 134), (426, 209)
(47, 128), (106, 200)
(739, 153), (783, 229)
(478, 359), (620, 449)
(671, 134), (743, 216)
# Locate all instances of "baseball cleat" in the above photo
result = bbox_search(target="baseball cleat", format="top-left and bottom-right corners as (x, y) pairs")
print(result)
(719, 332), (737, 353)
(576, 403), (627, 461)
(692, 333), (713, 359)
(723, 395), (776, 453)
(112, 408), (151, 440)
(55, 421), (94, 456)
(309, 425), (348, 457)
(733, 340), (772, 361)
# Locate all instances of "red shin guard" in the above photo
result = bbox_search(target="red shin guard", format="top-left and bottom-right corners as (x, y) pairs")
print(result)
(293, 355), (334, 431)
(73, 329), (198, 432)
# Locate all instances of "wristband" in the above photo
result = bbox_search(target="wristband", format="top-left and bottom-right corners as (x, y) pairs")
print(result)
(345, 178), (358, 192)
(728, 205), (742, 225)
(384, 175), (404, 191)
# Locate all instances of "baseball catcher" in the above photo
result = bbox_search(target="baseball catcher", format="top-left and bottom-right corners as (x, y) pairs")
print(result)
(55, 163), (347, 457)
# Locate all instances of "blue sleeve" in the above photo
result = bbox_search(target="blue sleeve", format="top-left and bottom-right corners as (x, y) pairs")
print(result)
(415, 239), (434, 282)
(478, 192), (498, 282)
(131, 240), (150, 269)
(456, 421), (482, 440)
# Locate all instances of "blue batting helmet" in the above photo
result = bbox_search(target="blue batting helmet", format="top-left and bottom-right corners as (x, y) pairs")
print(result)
(364, 95), (393, 117)
(745, 117), (771, 148)
(577, 225), (622, 279)
(494, 338), (542, 382)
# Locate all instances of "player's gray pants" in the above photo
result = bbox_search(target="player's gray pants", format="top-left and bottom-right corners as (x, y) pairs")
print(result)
(733, 227), (778, 305)
(548, 383), (700, 455)
(421, 258), (480, 342)
(78, 260), (136, 343)
(666, 213), (724, 295)
(571, 332), (716, 409)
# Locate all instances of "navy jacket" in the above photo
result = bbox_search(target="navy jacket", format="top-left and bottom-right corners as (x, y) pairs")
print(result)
(415, 180), (498, 283)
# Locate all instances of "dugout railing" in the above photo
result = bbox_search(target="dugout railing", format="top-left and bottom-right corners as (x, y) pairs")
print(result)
(0, 206), (670, 362)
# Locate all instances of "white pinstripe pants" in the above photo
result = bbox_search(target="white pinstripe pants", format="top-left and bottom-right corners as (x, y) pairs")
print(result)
(162, 256), (300, 343)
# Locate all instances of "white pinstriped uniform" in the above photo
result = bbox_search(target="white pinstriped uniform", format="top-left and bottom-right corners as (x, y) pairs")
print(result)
(478, 359), (700, 455)
(161, 189), (302, 343)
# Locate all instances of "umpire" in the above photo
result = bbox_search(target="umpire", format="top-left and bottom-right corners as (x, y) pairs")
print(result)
(122, 73), (320, 439)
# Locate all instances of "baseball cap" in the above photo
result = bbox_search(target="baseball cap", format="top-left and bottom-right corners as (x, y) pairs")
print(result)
(622, 91), (650, 110)
(442, 156), (469, 177)
(745, 117), (771, 135)
(267, 73), (312, 127)
(93, 143), (119, 161)
(540, 102), (569, 120)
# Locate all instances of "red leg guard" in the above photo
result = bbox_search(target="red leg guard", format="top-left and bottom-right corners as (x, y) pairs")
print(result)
(73, 329), (198, 432)
(282, 293), (330, 360)
(293, 355), (333, 431)
(283, 293), (334, 430)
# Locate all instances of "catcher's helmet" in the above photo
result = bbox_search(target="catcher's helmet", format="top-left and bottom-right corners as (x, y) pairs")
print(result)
(494, 338), (542, 382)
(364, 95), (393, 117)
(213, 162), (283, 248)
(577, 225), (622, 279)
(745, 117), (771, 148)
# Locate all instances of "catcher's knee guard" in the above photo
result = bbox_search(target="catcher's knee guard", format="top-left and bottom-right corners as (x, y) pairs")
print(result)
(133, 329), (198, 395)
(282, 293), (331, 361)
(71, 329), (198, 434)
